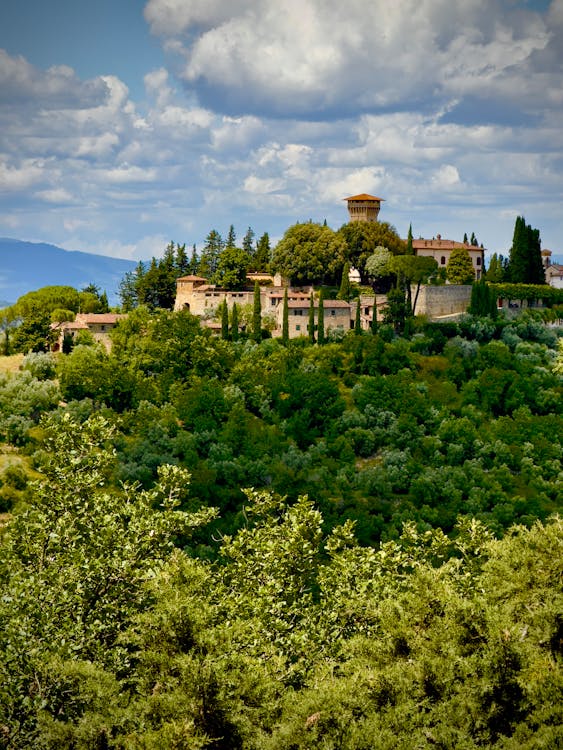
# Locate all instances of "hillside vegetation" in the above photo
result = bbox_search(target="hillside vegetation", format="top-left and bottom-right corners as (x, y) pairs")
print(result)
(0, 307), (561, 748)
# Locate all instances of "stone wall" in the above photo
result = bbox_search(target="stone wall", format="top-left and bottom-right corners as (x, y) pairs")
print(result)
(414, 285), (472, 318)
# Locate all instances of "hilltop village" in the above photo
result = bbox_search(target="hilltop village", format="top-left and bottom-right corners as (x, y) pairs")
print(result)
(174, 194), (486, 338)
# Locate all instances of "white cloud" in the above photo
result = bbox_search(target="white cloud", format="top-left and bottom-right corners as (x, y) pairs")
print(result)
(143, 0), (554, 118)
(35, 188), (76, 204)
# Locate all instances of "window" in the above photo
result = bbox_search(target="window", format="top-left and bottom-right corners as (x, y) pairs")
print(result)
(441, 256), (446, 265)
(330, 309), (336, 316)
(296, 325), (301, 331)
(476, 256), (482, 266)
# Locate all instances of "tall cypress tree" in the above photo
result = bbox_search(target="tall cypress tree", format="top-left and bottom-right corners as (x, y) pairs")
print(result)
(282, 288), (289, 345)
(308, 290), (315, 344)
(526, 224), (545, 284)
(231, 302), (239, 342)
(252, 281), (261, 343)
(371, 298), (378, 334)
(317, 288), (325, 345)
(355, 297), (361, 335)
(406, 224), (414, 255)
(220, 300), (229, 340)
(338, 263), (351, 301)
(507, 216), (530, 283)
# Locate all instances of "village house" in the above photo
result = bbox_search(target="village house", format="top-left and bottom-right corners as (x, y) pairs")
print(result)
(413, 235), (485, 280)
(51, 313), (127, 351)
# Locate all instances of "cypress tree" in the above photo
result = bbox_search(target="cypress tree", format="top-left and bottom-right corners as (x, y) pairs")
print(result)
(406, 224), (414, 255)
(220, 300), (229, 340)
(371, 298), (378, 334)
(526, 224), (545, 284)
(282, 288), (289, 345)
(231, 302), (239, 342)
(355, 297), (361, 335)
(252, 281), (262, 343)
(308, 290), (315, 344)
(507, 216), (529, 283)
(317, 288), (325, 345)
(338, 263), (351, 301)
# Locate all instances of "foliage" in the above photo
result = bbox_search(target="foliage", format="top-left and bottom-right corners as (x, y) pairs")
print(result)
(446, 246), (475, 284)
(489, 283), (563, 304)
(507, 216), (545, 284)
(214, 245), (249, 290)
(0, 413), (216, 747)
(20, 351), (57, 380)
(338, 221), (406, 282)
(272, 223), (348, 286)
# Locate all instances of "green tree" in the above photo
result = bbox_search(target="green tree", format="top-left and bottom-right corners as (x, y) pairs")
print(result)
(282, 287), (289, 344)
(446, 247), (475, 284)
(354, 296), (361, 335)
(507, 216), (545, 285)
(486, 252), (507, 283)
(338, 221), (406, 282)
(317, 288), (325, 345)
(308, 290), (316, 343)
(214, 245), (249, 290)
(272, 223), (347, 286)
(226, 224), (237, 249)
(254, 232), (271, 271)
(388, 254), (438, 315)
(231, 302), (239, 342)
(220, 300), (229, 340)
(383, 286), (407, 332)
(242, 226), (255, 258)
(337, 262), (352, 300)
(199, 230), (224, 278)
(0, 414), (216, 747)
(406, 223), (414, 255)
(252, 281), (262, 343)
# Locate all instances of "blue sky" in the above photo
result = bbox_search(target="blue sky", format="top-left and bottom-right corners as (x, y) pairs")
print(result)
(1, 0), (562, 263)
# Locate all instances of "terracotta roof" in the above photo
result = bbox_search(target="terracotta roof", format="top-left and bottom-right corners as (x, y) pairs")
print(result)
(75, 313), (127, 324)
(413, 238), (483, 251)
(343, 194), (384, 202)
(176, 274), (207, 282)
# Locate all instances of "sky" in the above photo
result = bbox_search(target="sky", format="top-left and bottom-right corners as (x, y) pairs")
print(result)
(0, 0), (562, 263)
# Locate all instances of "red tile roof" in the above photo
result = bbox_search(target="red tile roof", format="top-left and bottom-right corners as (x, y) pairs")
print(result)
(344, 194), (384, 202)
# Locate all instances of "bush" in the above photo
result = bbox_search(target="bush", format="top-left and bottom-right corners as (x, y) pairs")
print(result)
(21, 351), (57, 380)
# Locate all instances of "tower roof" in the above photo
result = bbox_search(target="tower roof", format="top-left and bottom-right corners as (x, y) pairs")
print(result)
(344, 194), (384, 202)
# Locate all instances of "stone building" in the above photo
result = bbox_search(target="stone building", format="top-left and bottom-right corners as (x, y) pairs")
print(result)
(413, 235), (485, 280)
(51, 313), (127, 351)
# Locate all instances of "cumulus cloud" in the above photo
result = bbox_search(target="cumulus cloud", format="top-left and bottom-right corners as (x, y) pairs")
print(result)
(143, 0), (556, 119)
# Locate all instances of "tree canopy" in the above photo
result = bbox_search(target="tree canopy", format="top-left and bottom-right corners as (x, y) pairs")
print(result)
(271, 222), (348, 286)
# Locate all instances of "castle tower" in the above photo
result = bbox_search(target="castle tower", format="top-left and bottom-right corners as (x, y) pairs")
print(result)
(344, 193), (384, 222)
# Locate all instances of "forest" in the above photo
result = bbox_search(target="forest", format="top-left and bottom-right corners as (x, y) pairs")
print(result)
(0, 289), (562, 747)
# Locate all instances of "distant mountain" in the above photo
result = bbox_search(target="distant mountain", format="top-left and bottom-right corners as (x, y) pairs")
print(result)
(0, 238), (136, 308)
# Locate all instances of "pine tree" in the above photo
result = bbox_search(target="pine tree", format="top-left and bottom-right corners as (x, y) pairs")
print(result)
(254, 233), (271, 271)
(317, 288), (325, 345)
(231, 302), (239, 342)
(282, 288), (289, 345)
(242, 227), (255, 258)
(338, 263), (351, 301)
(189, 245), (199, 274)
(175, 243), (190, 276)
(226, 225), (236, 249)
(308, 291), (315, 344)
(252, 282), (261, 343)
(199, 230), (224, 278)
(354, 297), (361, 335)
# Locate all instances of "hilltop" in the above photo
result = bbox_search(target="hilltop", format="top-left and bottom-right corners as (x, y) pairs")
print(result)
(0, 238), (136, 307)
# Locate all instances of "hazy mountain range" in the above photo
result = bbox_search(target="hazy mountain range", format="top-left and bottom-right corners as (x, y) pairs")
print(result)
(0, 238), (136, 308)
